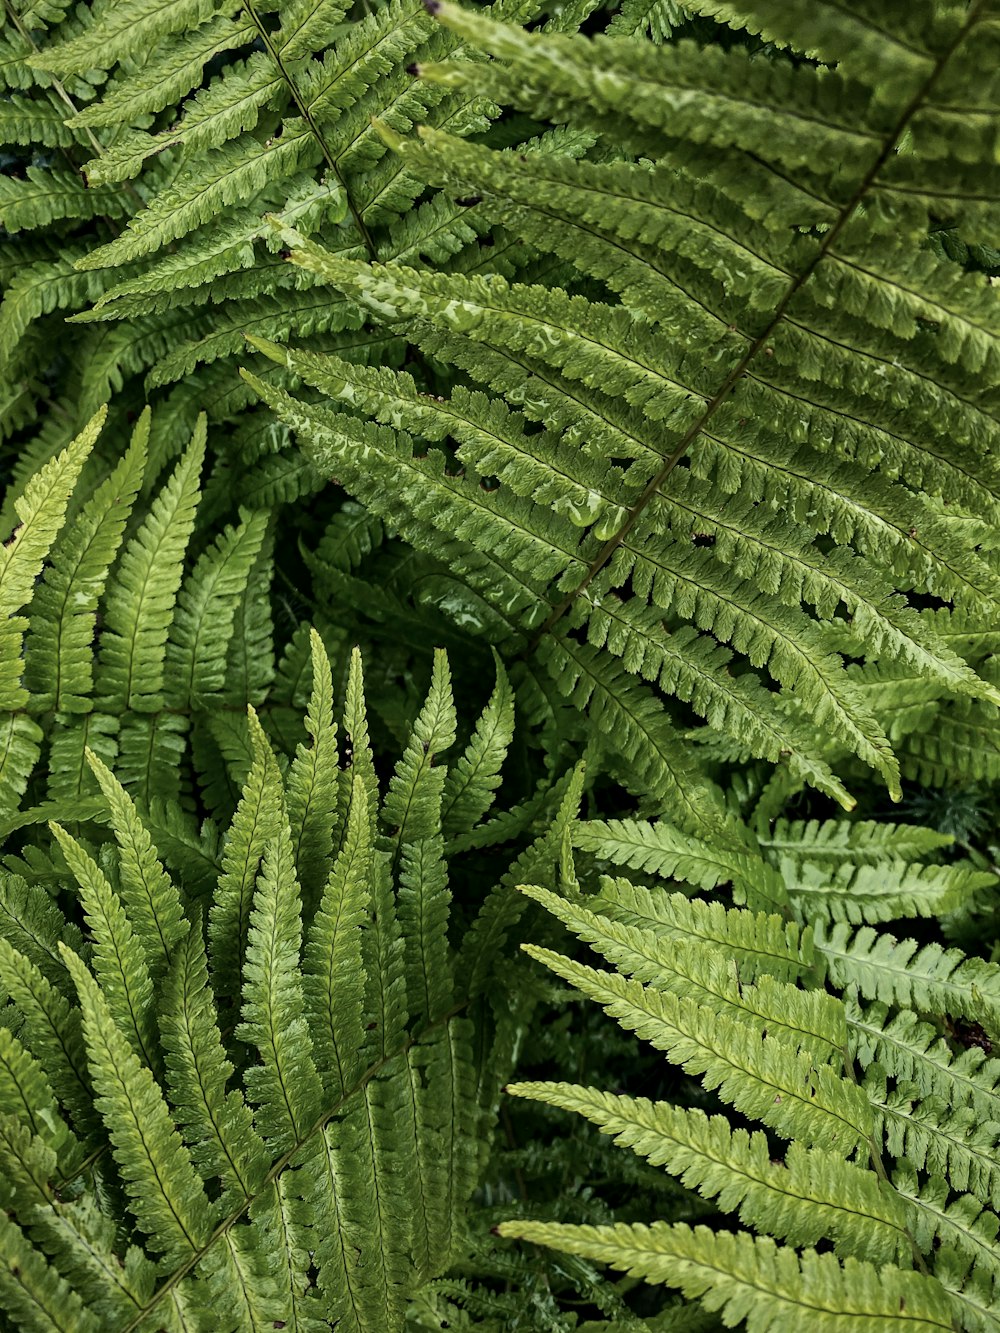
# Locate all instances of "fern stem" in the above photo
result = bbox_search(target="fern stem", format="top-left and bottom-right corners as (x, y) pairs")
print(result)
(241, 0), (379, 261)
(527, 1), (988, 656)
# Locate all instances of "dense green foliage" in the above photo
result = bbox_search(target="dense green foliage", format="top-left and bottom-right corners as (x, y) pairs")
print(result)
(2, 0), (1000, 1328)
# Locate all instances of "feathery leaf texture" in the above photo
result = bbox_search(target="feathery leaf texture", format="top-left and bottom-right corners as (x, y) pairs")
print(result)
(504, 788), (1000, 1330)
(243, 0), (1000, 819)
(0, 623), (557, 1330)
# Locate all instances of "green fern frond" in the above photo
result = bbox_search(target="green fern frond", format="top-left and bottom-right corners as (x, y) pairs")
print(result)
(23, 411), (147, 714)
(520, 943), (870, 1154)
(382, 647), (457, 846)
(441, 653), (514, 838)
(818, 923), (1000, 1041)
(497, 1219), (956, 1332)
(48, 825), (158, 1071)
(0, 408), (104, 712)
(96, 418), (205, 713)
(506, 1082), (911, 1263)
(61, 945), (219, 1266)
(0, 636), (542, 1328)
(236, 720), (325, 1151)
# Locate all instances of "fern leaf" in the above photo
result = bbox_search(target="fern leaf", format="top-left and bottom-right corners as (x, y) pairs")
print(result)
(407, 1017), (478, 1276)
(61, 946), (218, 1267)
(574, 817), (787, 914)
(97, 419), (205, 712)
(0, 936), (95, 1136)
(506, 1081), (911, 1264)
(522, 944), (870, 1155)
(236, 724), (324, 1152)
(0, 91), (78, 148)
(81, 131), (319, 261)
(165, 507), (268, 711)
(24, 410), (147, 713)
(279, 0), (354, 61)
(0, 1209), (101, 1333)
(49, 823), (157, 1067)
(0, 166), (128, 233)
(539, 637), (729, 840)
(0, 715), (43, 819)
(818, 924), (1000, 1041)
(224, 530), (275, 709)
(84, 748), (188, 979)
(107, 52), (283, 165)
(0, 1024), (73, 1157)
(607, 0), (684, 40)
(441, 653), (514, 838)
(669, 0), (942, 89)
(893, 1164), (1000, 1293)
(340, 645), (379, 831)
(870, 1074), (1000, 1213)
(760, 819), (954, 866)
(286, 627), (339, 908)
(34, 1193), (159, 1327)
(785, 859), (993, 926)
(518, 884), (841, 1062)
(361, 853), (408, 1061)
(303, 773), (371, 1098)
(381, 648), (457, 846)
(159, 922), (269, 1208)
(848, 997), (1000, 1124)
(0, 408), (104, 710)
(589, 876), (810, 984)
(0, 873), (76, 995)
(32, 0), (233, 74)
(399, 834), (453, 1025)
(68, 14), (257, 128)
(494, 1219), (955, 1333)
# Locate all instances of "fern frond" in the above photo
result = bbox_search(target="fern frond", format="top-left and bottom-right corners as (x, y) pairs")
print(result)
(67, 14), (258, 128)
(285, 627), (340, 908)
(0, 408), (104, 711)
(870, 1074), (1000, 1213)
(236, 718), (324, 1152)
(573, 817), (787, 912)
(49, 822), (157, 1066)
(159, 922), (270, 1210)
(521, 944), (870, 1155)
(785, 859), (993, 926)
(441, 653), (514, 838)
(848, 996), (1000, 1124)
(497, 1219), (955, 1332)
(32, 0), (235, 76)
(0, 167), (128, 233)
(518, 884), (841, 1062)
(382, 647), (457, 846)
(506, 1082), (911, 1264)
(760, 819), (954, 866)
(61, 945), (219, 1266)
(818, 923), (1000, 1040)
(587, 875), (809, 983)
(399, 834), (453, 1025)
(302, 773), (371, 1098)
(23, 411), (147, 713)
(164, 507), (269, 710)
(84, 748), (188, 979)
(0, 1207), (102, 1333)
(96, 418), (205, 712)
(0, 934), (92, 1136)
(0, 873), (77, 995)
